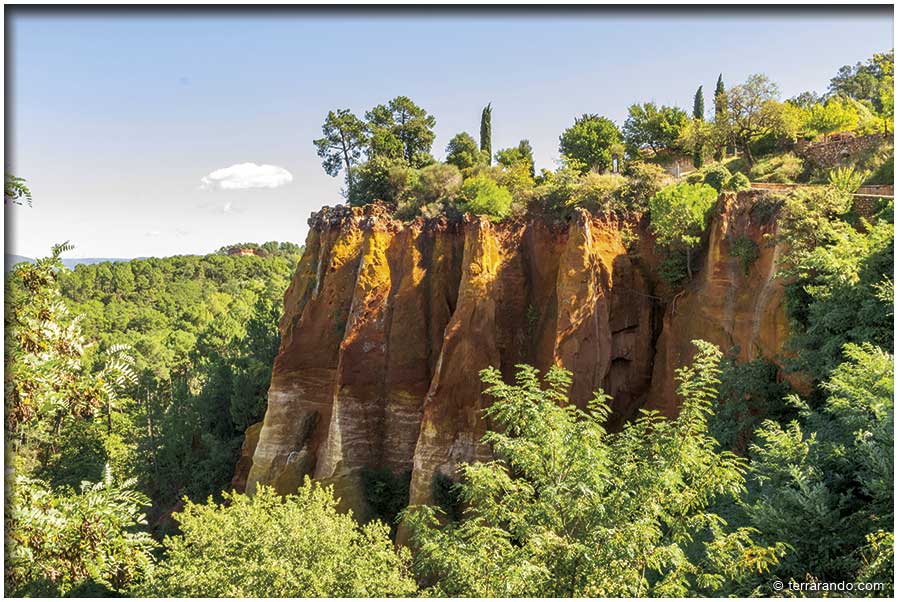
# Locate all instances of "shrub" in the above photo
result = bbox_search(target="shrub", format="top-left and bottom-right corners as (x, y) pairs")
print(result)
(726, 171), (751, 192)
(702, 164), (732, 192)
(570, 172), (627, 214)
(140, 482), (416, 597)
(657, 250), (689, 287)
(394, 163), (463, 219)
(360, 467), (411, 533)
(621, 161), (668, 214)
(828, 166), (868, 193)
(748, 152), (803, 183)
(750, 193), (784, 225)
(457, 174), (512, 220)
(431, 472), (464, 523)
(867, 153), (894, 184)
(349, 156), (417, 206)
(533, 168), (581, 217)
(729, 234), (759, 275)
(6, 469), (156, 597)
(709, 357), (791, 453)
(404, 345), (784, 597)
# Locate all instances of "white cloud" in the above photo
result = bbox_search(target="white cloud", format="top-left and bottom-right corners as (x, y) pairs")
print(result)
(200, 162), (293, 191)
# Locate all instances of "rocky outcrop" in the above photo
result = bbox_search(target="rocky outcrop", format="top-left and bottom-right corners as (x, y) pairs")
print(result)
(242, 204), (659, 512)
(646, 191), (793, 415)
(241, 190), (793, 515)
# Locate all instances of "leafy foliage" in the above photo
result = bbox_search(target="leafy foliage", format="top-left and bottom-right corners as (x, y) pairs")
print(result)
(5, 469), (156, 597)
(702, 164), (733, 192)
(140, 482), (417, 597)
(445, 131), (484, 170)
(366, 95), (437, 168)
(5, 173), (33, 206)
(4, 244), (157, 597)
(777, 187), (893, 383)
(737, 344), (893, 594)
(622, 102), (689, 156)
(458, 174), (512, 220)
(709, 358), (790, 453)
(405, 342), (783, 597)
(559, 114), (622, 173)
(729, 234), (759, 275)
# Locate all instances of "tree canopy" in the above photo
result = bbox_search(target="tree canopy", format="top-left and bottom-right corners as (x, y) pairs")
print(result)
(622, 102), (689, 156)
(559, 114), (622, 174)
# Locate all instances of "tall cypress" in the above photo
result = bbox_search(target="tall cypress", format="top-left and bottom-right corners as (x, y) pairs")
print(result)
(714, 74), (726, 119)
(480, 103), (492, 165)
(692, 85), (705, 168)
(693, 85), (704, 120)
(714, 75), (727, 160)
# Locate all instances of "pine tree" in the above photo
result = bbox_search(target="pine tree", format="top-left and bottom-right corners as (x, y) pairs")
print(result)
(480, 103), (492, 165)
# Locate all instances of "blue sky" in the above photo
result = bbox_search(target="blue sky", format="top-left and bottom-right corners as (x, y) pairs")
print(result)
(6, 8), (893, 258)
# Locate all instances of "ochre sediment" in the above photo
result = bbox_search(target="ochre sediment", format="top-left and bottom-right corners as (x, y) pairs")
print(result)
(241, 191), (792, 517)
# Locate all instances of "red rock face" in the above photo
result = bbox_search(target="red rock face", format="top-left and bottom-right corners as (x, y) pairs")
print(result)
(646, 190), (797, 415)
(242, 192), (791, 515)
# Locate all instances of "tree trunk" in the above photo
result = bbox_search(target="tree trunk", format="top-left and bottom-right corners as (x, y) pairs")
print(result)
(686, 247), (693, 281)
(742, 139), (754, 166)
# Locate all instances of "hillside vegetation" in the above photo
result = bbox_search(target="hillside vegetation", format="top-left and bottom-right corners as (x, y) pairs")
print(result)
(3, 50), (894, 597)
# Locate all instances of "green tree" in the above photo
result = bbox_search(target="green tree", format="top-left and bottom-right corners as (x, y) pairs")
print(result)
(480, 103), (492, 165)
(649, 183), (718, 280)
(5, 468), (155, 597)
(693, 86), (706, 168)
(404, 342), (783, 597)
(804, 99), (859, 141)
(714, 74), (729, 160)
(4, 243), (155, 597)
(140, 482), (416, 597)
(788, 90), (823, 109)
(829, 49), (894, 112)
(496, 139), (535, 177)
(366, 96), (436, 168)
(694, 85), (705, 120)
(776, 188), (893, 383)
(622, 102), (689, 156)
(726, 74), (785, 165)
(737, 344), (893, 595)
(457, 174), (512, 220)
(313, 109), (367, 192)
(559, 114), (622, 174)
(445, 132), (483, 170)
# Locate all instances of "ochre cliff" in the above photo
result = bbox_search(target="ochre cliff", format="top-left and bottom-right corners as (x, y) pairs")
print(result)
(238, 190), (793, 515)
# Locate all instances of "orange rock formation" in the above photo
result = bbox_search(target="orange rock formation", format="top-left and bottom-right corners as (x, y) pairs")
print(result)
(236, 190), (792, 517)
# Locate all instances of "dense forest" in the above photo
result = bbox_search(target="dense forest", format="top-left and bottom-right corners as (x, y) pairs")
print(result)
(3, 50), (894, 597)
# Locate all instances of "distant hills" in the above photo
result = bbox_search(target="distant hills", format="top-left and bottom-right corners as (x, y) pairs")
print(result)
(5, 254), (135, 271)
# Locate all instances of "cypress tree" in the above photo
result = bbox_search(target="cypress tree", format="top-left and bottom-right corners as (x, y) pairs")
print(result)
(480, 103), (492, 165)
(714, 75), (727, 160)
(693, 85), (704, 120)
(693, 85), (705, 168)
(714, 74), (726, 119)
